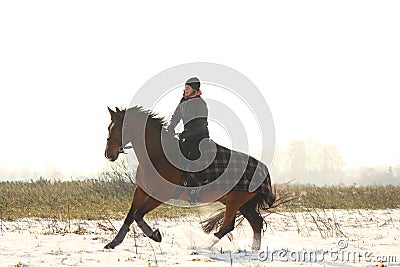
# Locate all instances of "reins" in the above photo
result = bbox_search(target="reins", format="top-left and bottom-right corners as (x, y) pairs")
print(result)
(107, 132), (163, 154)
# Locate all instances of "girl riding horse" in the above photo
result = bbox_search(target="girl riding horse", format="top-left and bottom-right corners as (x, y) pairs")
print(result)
(167, 77), (209, 203)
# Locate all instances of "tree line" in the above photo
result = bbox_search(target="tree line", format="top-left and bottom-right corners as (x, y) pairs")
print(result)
(270, 140), (400, 185)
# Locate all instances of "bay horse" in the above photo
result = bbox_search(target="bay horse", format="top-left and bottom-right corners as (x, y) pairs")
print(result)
(104, 106), (275, 250)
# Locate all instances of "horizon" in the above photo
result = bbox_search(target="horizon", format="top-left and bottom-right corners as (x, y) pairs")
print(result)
(1, 137), (399, 184)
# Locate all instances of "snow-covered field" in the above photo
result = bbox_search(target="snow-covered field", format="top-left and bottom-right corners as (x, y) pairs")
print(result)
(1, 209), (399, 267)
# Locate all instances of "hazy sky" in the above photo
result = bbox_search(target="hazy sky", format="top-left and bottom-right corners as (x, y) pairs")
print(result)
(0, 1), (399, 179)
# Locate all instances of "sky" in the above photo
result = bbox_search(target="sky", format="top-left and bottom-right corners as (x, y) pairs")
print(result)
(0, 1), (399, 180)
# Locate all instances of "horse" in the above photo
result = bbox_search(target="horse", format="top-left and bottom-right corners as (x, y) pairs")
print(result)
(104, 106), (275, 250)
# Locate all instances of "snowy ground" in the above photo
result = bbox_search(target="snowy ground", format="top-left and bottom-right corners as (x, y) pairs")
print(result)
(1, 209), (399, 267)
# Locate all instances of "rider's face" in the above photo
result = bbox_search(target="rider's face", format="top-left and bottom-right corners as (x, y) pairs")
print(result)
(184, 85), (196, 97)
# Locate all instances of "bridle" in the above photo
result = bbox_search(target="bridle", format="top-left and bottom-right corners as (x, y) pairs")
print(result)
(106, 136), (130, 154)
(106, 114), (173, 155)
(107, 116), (132, 154)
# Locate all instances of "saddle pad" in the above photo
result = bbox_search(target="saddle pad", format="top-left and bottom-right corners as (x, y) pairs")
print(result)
(181, 139), (273, 197)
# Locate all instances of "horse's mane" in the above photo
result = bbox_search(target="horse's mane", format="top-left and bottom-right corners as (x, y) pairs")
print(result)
(128, 105), (167, 130)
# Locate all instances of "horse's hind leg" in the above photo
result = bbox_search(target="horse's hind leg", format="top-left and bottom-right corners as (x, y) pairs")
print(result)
(239, 196), (263, 250)
(212, 191), (256, 246)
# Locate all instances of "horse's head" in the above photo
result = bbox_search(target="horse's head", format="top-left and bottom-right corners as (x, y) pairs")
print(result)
(105, 107), (125, 162)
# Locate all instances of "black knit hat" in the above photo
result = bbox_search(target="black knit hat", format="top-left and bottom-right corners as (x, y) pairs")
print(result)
(185, 77), (200, 91)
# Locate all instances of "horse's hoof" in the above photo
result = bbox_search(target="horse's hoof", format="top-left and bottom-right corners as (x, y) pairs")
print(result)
(206, 235), (220, 249)
(252, 243), (261, 251)
(104, 242), (115, 249)
(151, 229), (162, 242)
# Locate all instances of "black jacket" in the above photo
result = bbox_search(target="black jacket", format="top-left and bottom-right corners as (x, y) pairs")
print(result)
(167, 95), (209, 140)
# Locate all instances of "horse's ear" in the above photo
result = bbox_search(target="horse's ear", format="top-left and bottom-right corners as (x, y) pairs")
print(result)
(108, 106), (114, 115)
(116, 107), (121, 113)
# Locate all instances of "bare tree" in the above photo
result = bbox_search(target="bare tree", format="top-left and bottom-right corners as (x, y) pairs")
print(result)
(275, 140), (345, 184)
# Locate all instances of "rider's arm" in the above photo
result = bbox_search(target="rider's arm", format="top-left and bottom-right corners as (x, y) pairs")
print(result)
(167, 105), (182, 133)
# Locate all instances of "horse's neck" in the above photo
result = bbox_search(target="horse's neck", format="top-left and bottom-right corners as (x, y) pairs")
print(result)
(130, 127), (161, 161)
(131, 130), (181, 184)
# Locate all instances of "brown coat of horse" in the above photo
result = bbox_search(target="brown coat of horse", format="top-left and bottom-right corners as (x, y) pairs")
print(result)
(104, 106), (275, 250)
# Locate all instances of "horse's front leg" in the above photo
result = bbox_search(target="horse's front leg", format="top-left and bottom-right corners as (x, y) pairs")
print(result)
(133, 196), (162, 242)
(104, 186), (149, 249)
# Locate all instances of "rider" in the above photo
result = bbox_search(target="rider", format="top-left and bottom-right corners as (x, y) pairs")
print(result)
(167, 77), (209, 203)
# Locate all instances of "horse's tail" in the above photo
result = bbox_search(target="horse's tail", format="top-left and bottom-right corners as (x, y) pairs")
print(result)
(255, 185), (277, 211)
(201, 209), (227, 234)
(201, 186), (277, 234)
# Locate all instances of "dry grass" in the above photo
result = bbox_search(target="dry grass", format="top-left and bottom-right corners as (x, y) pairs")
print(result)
(0, 178), (399, 220)
(283, 184), (400, 210)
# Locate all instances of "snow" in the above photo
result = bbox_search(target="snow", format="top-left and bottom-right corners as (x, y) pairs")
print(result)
(0, 209), (399, 266)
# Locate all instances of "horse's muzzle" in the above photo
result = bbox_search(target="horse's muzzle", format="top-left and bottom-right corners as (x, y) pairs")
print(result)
(106, 153), (117, 162)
